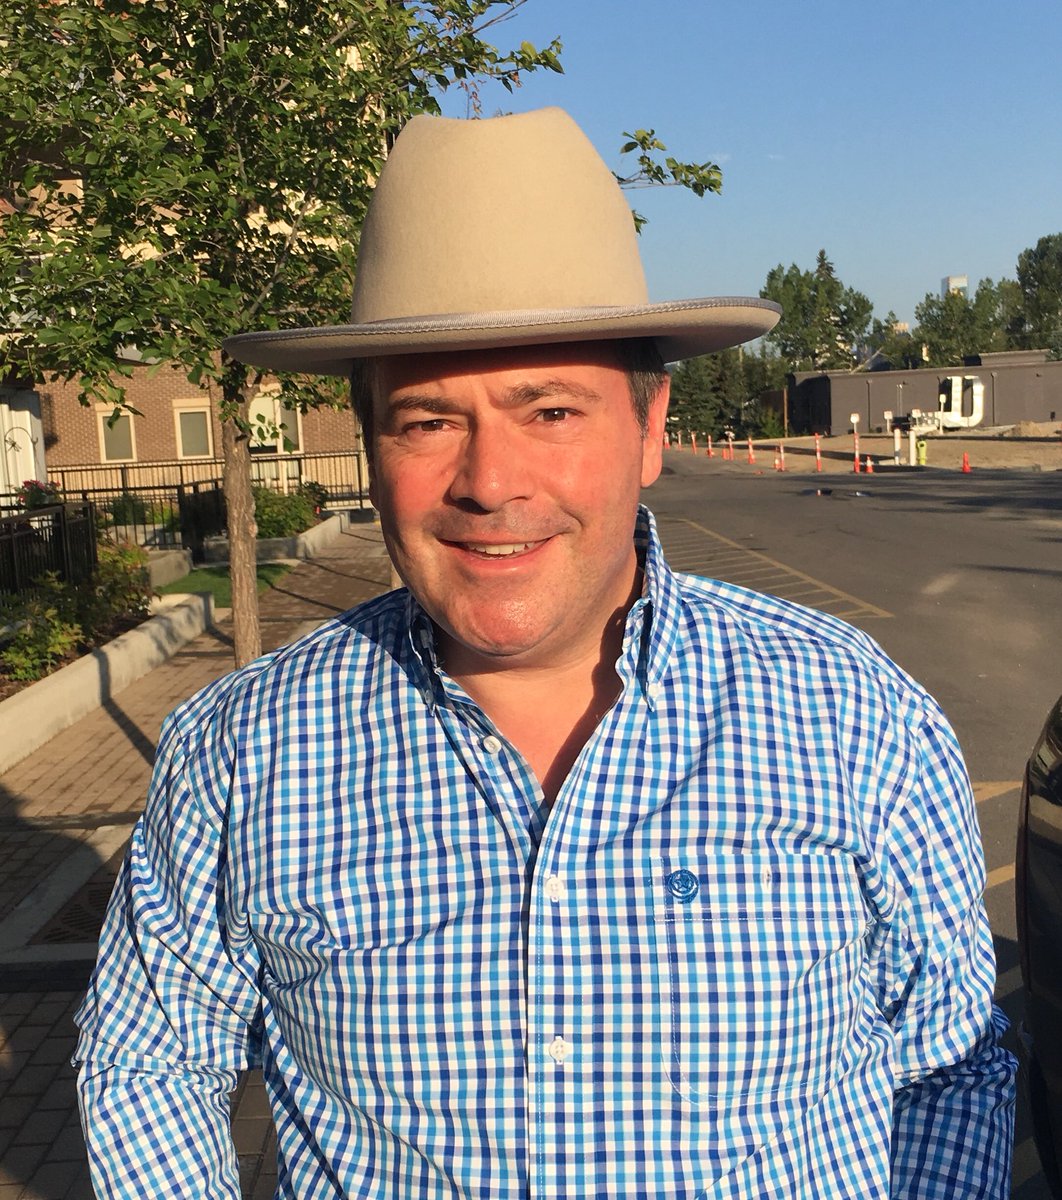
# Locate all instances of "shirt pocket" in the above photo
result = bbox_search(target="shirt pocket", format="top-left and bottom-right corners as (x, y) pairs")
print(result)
(652, 849), (868, 1104)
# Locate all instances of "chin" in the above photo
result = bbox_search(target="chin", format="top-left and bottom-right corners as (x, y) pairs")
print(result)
(441, 610), (556, 665)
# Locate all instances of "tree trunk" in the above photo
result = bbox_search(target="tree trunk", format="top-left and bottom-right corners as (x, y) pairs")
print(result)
(222, 390), (262, 668)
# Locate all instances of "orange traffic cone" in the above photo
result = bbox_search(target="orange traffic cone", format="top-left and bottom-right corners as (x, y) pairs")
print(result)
(865, 456), (874, 474)
(962, 452), (971, 473)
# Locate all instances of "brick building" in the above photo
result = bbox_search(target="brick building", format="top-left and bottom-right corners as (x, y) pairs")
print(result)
(0, 364), (368, 505)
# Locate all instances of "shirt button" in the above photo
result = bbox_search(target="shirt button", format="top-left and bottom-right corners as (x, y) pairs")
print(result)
(647, 681), (663, 701)
(548, 1036), (570, 1064)
(666, 869), (700, 902)
(544, 875), (565, 902)
(481, 735), (503, 754)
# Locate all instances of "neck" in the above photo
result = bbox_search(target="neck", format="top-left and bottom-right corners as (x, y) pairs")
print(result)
(439, 583), (639, 806)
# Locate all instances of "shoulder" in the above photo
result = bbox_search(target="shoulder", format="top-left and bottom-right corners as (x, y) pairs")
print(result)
(674, 571), (930, 721)
(163, 588), (412, 751)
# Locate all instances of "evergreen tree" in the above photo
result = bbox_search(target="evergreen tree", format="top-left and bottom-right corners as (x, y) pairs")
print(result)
(759, 251), (872, 371)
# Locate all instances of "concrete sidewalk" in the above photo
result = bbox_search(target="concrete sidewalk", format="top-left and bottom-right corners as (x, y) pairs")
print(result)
(0, 519), (392, 1199)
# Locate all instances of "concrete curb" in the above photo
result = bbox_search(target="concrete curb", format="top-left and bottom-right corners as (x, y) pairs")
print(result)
(0, 592), (216, 776)
(204, 510), (352, 563)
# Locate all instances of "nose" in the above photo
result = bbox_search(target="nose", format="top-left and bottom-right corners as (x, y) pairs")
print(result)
(448, 421), (534, 511)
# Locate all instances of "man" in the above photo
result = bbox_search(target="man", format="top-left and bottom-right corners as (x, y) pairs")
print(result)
(75, 108), (1014, 1197)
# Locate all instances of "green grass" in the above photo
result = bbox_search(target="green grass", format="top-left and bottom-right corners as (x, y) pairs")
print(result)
(156, 562), (292, 608)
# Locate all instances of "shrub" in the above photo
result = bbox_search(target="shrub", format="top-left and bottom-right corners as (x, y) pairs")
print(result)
(107, 491), (149, 525)
(0, 573), (83, 681)
(296, 480), (330, 513)
(106, 492), (178, 530)
(0, 539), (152, 683)
(253, 488), (317, 539)
(78, 541), (152, 640)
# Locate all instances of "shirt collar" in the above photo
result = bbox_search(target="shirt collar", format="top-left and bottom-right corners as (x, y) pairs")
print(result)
(401, 504), (683, 712)
(625, 505), (682, 710)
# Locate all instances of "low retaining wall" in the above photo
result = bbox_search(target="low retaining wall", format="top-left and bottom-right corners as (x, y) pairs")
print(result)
(203, 510), (352, 563)
(0, 593), (216, 776)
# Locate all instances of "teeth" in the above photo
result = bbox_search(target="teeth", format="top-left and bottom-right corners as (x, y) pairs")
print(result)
(465, 542), (537, 557)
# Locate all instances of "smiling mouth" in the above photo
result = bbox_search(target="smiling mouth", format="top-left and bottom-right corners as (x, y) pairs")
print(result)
(458, 539), (548, 558)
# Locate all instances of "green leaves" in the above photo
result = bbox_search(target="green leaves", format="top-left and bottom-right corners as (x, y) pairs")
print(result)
(0, 0), (570, 408)
(613, 128), (722, 233)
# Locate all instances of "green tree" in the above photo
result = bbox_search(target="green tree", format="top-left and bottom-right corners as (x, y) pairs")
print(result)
(0, 0), (567, 665)
(971, 277), (1023, 351)
(669, 345), (785, 439)
(760, 250), (872, 371)
(1013, 234), (1062, 357)
(669, 353), (740, 437)
(913, 291), (979, 365)
(912, 278), (1019, 365)
(866, 311), (922, 370)
(0, 0), (723, 667)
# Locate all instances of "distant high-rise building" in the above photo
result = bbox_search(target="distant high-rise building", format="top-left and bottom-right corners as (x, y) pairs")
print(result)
(941, 274), (969, 299)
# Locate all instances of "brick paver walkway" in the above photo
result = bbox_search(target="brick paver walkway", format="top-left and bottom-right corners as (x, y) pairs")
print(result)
(0, 519), (391, 1199)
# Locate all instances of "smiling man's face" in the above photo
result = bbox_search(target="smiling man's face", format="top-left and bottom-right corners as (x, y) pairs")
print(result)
(368, 341), (668, 675)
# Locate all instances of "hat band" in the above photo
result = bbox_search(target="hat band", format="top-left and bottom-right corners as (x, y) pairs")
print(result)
(355, 297), (772, 335)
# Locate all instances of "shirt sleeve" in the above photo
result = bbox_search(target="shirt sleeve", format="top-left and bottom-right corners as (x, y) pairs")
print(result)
(73, 710), (262, 1197)
(875, 701), (1016, 1199)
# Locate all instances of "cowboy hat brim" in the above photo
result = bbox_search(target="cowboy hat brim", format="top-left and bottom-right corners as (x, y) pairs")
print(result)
(223, 296), (782, 376)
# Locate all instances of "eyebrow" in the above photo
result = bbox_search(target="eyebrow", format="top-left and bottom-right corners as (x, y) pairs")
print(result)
(383, 378), (603, 417)
(383, 395), (454, 417)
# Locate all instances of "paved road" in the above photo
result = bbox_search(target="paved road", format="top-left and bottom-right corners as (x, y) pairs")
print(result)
(647, 452), (1062, 1198)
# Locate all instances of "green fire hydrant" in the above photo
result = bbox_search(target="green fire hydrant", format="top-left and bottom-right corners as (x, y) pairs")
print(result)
(916, 438), (927, 467)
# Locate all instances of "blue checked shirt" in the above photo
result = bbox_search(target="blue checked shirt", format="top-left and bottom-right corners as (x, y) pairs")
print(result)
(75, 508), (1014, 1198)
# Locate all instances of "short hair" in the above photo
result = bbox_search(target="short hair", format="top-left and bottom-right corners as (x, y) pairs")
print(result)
(351, 337), (667, 452)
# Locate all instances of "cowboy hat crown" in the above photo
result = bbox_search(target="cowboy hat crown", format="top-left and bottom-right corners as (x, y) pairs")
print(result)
(224, 107), (779, 372)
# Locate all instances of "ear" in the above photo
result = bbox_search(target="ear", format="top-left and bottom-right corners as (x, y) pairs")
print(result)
(640, 375), (670, 488)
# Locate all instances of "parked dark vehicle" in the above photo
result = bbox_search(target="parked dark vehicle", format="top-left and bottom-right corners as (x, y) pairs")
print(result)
(1017, 693), (1062, 1197)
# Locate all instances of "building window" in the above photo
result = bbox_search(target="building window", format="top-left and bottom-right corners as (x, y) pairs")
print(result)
(98, 411), (135, 462)
(249, 391), (301, 453)
(176, 409), (212, 458)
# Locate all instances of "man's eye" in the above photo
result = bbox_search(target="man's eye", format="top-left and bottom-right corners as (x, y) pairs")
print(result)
(537, 408), (572, 423)
(404, 419), (447, 434)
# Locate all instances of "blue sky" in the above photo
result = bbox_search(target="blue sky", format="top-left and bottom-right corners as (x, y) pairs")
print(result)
(436, 0), (1062, 327)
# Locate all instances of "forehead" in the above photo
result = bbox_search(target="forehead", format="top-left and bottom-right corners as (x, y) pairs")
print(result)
(374, 341), (630, 400)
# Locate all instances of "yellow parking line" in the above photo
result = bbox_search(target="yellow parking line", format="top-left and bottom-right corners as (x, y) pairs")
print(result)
(986, 864), (1015, 890)
(972, 782), (1021, 803)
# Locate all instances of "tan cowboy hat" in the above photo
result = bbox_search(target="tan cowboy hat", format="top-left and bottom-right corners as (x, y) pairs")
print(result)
(223, 107), (780, 373)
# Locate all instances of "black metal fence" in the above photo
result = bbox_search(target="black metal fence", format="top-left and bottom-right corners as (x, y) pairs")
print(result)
(0, 504), (98, 596)
(177, 483), (226, 561)
(44, 452), (370, 562)
(52, 480), (227, 562)
(49, 450), (370, 506)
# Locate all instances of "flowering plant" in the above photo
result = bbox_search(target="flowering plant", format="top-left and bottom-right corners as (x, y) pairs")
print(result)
(15, 479), (61, 510)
